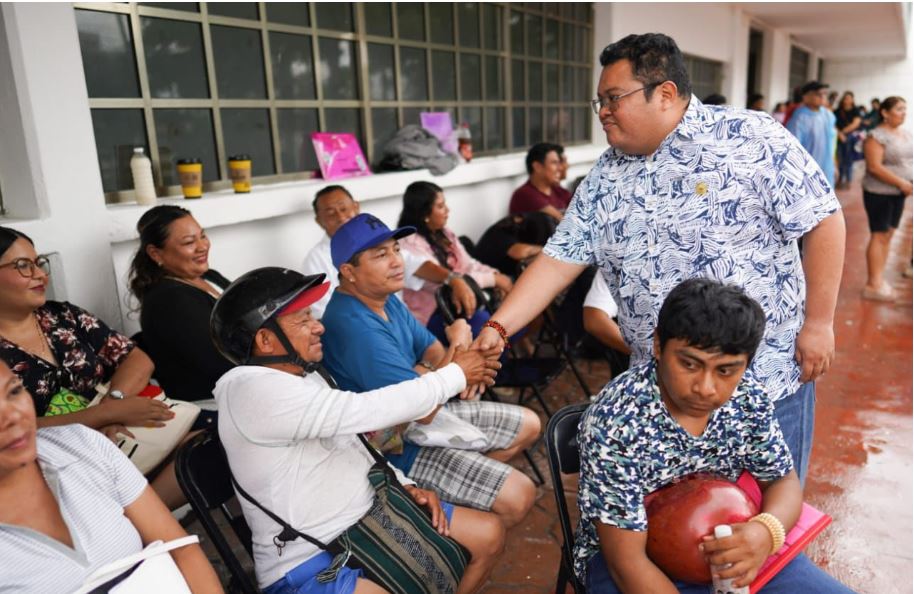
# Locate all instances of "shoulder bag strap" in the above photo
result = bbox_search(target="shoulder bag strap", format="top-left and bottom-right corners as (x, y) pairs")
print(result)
(229, 475), (330, 554)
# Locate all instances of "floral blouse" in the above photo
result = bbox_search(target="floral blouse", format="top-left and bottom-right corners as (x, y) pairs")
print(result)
(0, 301), (135, 416)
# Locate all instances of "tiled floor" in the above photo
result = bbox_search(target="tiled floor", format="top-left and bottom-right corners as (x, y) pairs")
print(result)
(193, 182), (912, 594)
(481, 182), (912, 594)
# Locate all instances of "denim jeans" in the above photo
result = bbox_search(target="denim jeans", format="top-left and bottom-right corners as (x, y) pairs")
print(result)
(585, 552), (858, 593)
(773, 382), (816, 486)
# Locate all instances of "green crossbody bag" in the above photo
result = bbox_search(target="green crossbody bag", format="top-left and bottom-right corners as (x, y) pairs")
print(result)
(45, 388), (91, 416)
(232, 433), (470, 594)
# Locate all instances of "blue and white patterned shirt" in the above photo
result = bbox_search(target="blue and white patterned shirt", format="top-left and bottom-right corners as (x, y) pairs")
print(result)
(544, 98), (840, 402)
(573, 360), (794, 582)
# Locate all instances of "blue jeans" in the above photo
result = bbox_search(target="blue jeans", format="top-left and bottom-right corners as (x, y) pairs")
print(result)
(428, 309), (491, 345)
(837, 140), (855, 184)
(585, 552), (857, 593)
(773, 382), (816, 486)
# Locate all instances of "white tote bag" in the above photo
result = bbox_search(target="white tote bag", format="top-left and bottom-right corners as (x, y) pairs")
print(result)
(91, 386), (200, 474)
(75, 535), (199, 594)
(404, 407), (489, 450)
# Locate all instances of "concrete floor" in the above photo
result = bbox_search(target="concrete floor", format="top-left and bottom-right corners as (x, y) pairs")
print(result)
(482, 181), (913, 594)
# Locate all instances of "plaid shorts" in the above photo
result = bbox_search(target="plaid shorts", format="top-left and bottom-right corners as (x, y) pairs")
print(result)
(406, 400), (524, 511)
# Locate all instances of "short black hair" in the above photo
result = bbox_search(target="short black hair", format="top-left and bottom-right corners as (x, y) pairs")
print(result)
(656, 278), (766, 362)
(312, 185), (353, 212)
(599, 33), (691, 100)
(702, 93), (727, 106)
(525, 142), (561, 175)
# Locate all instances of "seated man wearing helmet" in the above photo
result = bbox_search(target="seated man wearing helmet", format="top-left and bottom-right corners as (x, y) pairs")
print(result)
(320, 214), (541, 530)
(210, 267), (506, 594)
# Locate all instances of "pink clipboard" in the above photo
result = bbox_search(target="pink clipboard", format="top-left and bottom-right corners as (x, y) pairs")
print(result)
(310, 132), (371, 180)
(736, 472), (832, 592)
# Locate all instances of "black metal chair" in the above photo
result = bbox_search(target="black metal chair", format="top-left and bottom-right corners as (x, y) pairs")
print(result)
(545, 403), (589, 594)
(175, 430), (258, 594)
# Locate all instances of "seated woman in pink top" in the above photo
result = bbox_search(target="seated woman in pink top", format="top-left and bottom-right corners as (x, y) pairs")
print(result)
(398, 181), (514, 342)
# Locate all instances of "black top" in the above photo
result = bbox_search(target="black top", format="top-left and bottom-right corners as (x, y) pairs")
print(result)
(475, 212), (557, 277)
(139, 269), (233, 401)
(475, 217), (522, 277)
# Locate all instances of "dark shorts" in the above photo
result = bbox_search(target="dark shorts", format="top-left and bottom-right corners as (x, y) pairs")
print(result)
(863, 190), (905, 232)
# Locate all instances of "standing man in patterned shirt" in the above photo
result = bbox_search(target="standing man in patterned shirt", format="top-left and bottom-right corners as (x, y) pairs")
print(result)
(574, 278), (856, 593)
(474, 33), (846, 485)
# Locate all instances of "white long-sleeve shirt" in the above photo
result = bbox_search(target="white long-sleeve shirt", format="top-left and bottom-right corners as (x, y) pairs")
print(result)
(214, 363), (465, 588)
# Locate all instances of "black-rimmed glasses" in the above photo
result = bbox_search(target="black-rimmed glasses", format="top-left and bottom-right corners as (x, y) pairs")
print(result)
(0, 255), (51, 278)
(590, 82), (663, 115)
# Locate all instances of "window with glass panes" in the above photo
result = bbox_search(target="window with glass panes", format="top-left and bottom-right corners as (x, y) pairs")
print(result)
(75, 2), (593, 203)
(682, 54), (722, 102)
(789, 46), (810, 96)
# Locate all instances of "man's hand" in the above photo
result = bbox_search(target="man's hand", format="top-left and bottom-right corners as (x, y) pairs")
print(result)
(452, 348), (501, 388)
(471, 325), (507, 355)
(449, 277), (477, 316)
(700, 520), (772, 588)
(493, 273), (514, 297)
(795, 319), (835, 382)
(445, 319), (472, 351)
(403, 485), (449, 535)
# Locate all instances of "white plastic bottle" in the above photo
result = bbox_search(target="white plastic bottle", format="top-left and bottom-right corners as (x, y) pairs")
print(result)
(130, 147), (157, 205)
(710, 525), (749, 594)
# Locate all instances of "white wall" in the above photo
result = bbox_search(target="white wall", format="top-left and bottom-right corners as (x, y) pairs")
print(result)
(824, 53), (914, 132)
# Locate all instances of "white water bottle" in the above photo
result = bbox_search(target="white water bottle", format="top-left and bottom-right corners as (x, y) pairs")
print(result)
(130, 147), (157, 205)
(710, 525), (749, 594)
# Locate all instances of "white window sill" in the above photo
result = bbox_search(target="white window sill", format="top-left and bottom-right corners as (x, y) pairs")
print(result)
(105, 144), (606, 243)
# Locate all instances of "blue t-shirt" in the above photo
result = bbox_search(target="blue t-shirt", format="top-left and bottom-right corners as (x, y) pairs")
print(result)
(321, 290), (437, 473)
(572, 360), (794, 582)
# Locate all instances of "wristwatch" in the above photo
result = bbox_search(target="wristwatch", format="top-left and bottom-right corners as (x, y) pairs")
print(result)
(108, 389), (126, 400)
(445, 271), (461, 286)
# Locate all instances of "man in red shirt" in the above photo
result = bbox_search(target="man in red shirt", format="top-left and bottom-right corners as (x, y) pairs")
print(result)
(509, 143), (571, 221)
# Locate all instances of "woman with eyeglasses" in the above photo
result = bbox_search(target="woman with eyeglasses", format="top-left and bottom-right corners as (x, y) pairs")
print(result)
(0, 227), (188, 508)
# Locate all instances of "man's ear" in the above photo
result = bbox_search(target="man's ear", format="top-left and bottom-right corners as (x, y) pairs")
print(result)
(339, 262), (355, 283)
(657, 81), (681, 108)
(253, 328), (275, 355)
(353, 201), (361, 215)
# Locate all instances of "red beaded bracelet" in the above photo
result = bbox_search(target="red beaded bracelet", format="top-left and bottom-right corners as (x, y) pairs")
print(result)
(483, 319), (509, 346)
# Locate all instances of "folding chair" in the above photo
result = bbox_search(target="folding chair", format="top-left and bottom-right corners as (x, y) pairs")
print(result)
(545, 403), (589, 594)
(175, 430), (258, 594)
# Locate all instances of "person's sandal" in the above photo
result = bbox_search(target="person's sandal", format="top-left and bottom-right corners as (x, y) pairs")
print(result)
(862, 285), (896, 302)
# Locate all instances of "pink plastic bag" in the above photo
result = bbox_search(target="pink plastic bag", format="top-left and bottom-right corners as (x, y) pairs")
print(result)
(311, 132), (371, 180)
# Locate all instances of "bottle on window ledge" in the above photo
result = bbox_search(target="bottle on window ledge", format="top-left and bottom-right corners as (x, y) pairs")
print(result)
(456, 122), (473, 162)
(130, 147), (157, 206)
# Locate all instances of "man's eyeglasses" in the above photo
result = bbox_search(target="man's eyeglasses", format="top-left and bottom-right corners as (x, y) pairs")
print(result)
(591, 82), (663, 115)
(0, 256), (51, 278)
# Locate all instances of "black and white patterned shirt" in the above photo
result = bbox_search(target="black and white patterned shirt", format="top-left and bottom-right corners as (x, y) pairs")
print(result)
(573, 360), (794, 582)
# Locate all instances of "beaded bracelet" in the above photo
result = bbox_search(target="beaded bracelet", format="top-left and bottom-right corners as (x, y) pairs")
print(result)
(750, 513), (786, 554)
(483, 319), (510, 346)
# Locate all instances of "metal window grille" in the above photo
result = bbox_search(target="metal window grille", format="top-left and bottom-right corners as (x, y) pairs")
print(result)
(74, 2), (594, 204)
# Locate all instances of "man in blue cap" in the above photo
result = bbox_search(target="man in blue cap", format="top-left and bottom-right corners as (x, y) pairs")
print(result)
(320, 213), (540, 530)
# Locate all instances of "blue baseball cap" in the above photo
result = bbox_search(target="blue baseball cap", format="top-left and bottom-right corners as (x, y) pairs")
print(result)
(330, 213), (415, 269)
